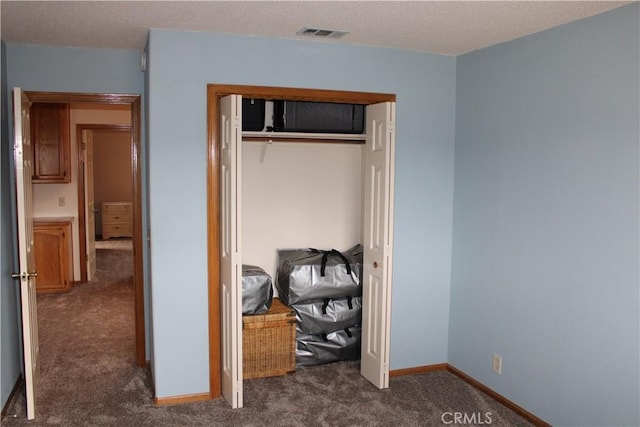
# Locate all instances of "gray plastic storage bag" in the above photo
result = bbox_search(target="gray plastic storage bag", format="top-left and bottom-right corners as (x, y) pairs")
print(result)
(294, 296), (362, 335)
(296, 326), (362, 367)
(242, 265), (273, 315)
(276, 244), (363, 306)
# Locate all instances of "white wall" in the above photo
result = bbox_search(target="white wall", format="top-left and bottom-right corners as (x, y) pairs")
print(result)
(32, 104), (130, 280)
(242, 140), (362, 284)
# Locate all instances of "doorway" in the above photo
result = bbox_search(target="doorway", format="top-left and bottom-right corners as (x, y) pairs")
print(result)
(207, 84), (396, 400)
(25, 91), (145, 366)
(76, 123), (132, 282)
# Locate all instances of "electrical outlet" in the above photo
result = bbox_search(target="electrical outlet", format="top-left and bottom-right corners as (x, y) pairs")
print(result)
(492, 353), (502, 375)
(58, 196), (65, 207)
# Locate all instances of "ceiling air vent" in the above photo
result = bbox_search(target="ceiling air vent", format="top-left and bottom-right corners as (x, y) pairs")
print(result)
(296, 27), (349, 39)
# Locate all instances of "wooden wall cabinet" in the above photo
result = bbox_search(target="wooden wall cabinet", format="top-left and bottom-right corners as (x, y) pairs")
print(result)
(34, 218), (73, 293)
(31, 102), (70, 183)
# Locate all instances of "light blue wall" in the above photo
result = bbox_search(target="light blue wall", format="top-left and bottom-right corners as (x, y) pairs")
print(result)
(5, 44), (143, 94)
(3, 43), (150, 356)
(450, 4), (639, 426)
(147, 30), (456, 397)
(0, 40), (22, 411)
(143, 40), (155, 385)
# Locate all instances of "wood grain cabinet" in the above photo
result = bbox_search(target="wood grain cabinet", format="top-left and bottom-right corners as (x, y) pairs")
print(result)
(102, 202), (132, 239)
(34, 219), (73, 294)
(30, 102), (70, 183)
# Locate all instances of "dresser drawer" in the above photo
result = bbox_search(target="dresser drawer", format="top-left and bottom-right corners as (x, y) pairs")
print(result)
(103, 203), (131, 216)
(103, 223), (132, 238)
(103, 211), (130, 225)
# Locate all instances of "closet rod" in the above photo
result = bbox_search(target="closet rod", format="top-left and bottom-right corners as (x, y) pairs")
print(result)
(242, 136), (365, 145)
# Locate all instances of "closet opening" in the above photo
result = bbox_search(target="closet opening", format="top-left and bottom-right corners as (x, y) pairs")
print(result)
(207, 85), (396, 407)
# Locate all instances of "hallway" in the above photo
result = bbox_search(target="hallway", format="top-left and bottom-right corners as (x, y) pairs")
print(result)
(3, 241), (151, 424)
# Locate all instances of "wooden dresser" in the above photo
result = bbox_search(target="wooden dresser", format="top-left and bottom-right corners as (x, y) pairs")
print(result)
(33, 217), (73, 293)
(102, 202), (132, 239)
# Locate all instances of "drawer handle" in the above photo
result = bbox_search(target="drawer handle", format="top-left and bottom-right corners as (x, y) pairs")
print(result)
(113, 216), (121, 219)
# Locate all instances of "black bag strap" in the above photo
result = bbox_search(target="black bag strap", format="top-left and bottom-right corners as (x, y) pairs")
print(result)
(330, 249), (352, 276)
(310, 248), (330, 277)
(344, 328), (353, 338)
(322, 299), (330, 315)
(309, 248), (352, 277)
(320, 251), (329, 276)
(347, 295), (353, 310)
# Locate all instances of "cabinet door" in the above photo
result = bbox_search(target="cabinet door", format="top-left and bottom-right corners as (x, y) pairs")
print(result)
(34, 223), (72, 293)
(31, 103), (70, 183)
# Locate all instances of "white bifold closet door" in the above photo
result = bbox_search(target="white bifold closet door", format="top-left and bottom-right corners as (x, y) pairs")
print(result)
(220, 94), (243, 408)
(360, 101), (395, 389)
(219, 95), (395, 407)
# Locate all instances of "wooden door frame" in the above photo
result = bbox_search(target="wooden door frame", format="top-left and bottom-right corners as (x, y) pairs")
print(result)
(25, 91), (146, 367)
(207, 84), (395, 398)
(76, 123), (132, 281)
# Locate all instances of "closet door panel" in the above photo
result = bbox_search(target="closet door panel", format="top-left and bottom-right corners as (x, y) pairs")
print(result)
(220, 94), (243, 408)
(361, 102), (395, 389)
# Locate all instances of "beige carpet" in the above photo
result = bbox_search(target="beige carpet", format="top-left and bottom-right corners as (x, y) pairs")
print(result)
(2, 248), (533, 426)
(94, 237), (133, 251)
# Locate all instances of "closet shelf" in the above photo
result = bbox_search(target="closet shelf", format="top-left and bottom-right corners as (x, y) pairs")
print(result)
(242, 131), (365, 144)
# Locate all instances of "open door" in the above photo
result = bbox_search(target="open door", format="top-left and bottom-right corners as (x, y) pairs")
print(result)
(11, 87), (40, 419)
(219, 94), (243, 408)
(82, 129), (97, 280)
(361, 101), (395, 389)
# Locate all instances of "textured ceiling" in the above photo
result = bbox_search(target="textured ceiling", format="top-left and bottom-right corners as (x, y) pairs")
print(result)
(0, 1), (633, 55)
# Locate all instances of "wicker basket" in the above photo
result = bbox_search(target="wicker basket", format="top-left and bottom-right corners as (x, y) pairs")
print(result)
(242, 298), (296, 379)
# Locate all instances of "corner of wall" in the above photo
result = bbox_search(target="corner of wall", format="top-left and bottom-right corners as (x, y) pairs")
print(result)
(0, 39), (24, 411)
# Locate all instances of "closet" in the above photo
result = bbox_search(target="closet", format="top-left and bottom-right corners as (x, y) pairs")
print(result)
(208, 85), (396, 409)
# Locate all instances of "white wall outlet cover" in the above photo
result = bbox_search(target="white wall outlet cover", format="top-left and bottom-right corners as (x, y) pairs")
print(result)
(492, 353), (502, 375)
